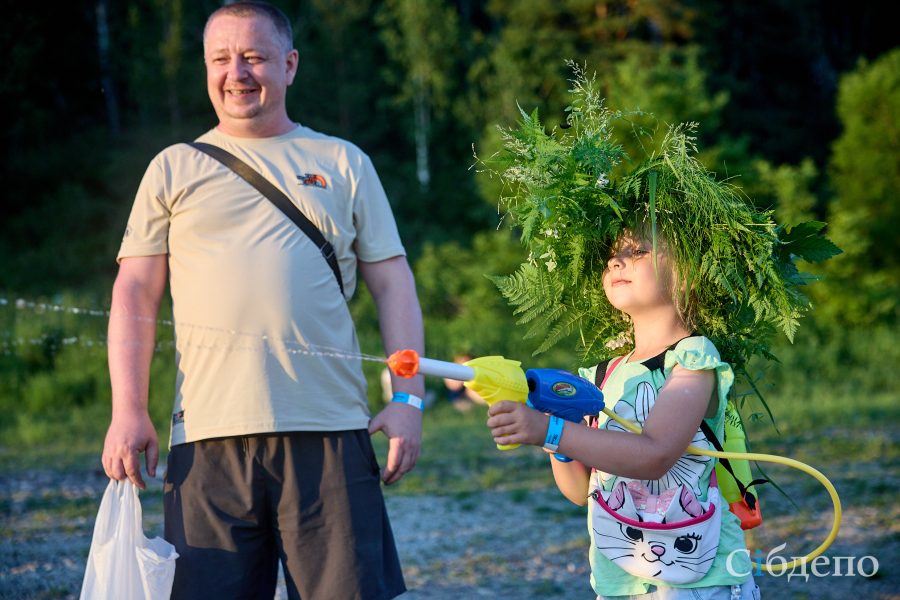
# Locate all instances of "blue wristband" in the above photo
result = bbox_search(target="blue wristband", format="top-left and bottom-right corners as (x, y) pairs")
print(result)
(543, 415), (565, 452)
(391, 392), (425, 411)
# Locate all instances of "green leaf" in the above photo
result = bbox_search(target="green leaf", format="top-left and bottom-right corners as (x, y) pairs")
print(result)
(778, 221), (843, 263)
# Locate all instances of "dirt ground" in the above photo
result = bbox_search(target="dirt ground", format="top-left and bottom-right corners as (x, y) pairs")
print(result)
(1, 467), (898, 599)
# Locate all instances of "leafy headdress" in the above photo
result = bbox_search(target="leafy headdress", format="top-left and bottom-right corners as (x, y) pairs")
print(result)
(486, 64), (840, 385)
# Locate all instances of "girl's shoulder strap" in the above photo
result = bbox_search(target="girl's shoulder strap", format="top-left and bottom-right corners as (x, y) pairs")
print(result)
(595, 355), (626, 389)
(641, 333), (701, 374)
(594, 334), (699, 387)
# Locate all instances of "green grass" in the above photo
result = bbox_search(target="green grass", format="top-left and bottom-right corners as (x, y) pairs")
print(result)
(373, 400), (557, 496)
(0, 400), (170, 473)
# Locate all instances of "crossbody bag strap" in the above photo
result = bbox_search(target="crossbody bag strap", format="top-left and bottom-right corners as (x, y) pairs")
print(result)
(594, 356), (625, 390)
(586, 356), (625, 430)
(699, 419), (766, 509)
(189, 141), (345, 296)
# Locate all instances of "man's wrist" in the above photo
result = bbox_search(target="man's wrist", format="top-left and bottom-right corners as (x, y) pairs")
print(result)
(391, 392), (425, 411)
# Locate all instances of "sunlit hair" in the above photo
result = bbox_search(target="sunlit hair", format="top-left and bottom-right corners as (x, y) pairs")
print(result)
(607, 224), (698, 332)
(204, 1), (294, 53)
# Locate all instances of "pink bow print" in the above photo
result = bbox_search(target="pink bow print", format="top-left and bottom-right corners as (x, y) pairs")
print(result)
(626, 481), (678, 517)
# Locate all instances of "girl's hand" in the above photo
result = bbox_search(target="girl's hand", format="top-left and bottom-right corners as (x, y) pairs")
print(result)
(486, 401), (549, 447)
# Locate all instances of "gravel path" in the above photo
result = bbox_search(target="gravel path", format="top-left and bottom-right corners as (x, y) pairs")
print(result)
(2, 468), (898, 599)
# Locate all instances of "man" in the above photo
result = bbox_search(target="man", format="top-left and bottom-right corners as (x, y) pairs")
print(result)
(101, 2), (424, 598)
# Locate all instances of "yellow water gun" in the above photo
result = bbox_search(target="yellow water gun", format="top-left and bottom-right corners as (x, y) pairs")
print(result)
(389, 350), (529, 449)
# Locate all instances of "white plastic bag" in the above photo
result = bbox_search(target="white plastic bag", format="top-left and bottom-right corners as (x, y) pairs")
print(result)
(80, 479), (179, 600)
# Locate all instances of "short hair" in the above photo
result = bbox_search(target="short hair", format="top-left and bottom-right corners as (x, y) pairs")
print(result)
(204, 1), (294, 52)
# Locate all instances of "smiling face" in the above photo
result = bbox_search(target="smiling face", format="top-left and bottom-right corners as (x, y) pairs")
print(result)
(203, 14), (298, 138)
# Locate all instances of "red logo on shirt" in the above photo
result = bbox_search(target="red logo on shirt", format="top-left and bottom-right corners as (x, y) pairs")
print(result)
(298, 173), (328, 189)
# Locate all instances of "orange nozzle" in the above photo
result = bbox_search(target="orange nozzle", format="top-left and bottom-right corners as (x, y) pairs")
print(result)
(730, 498), (763, 530)
(387, 349), (420, 378)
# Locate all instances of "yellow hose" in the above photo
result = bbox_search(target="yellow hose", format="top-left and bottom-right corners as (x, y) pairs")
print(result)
(601, 407), (842, 574)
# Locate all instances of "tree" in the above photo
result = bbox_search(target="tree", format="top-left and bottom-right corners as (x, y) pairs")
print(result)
(687, 0), (899, 165)
(95, 0), (122, 136)
(412, 231), (574, 366)
(377, 0), (460, 190)
(818, 49), (900, 325)
(753, 158), (819, 226)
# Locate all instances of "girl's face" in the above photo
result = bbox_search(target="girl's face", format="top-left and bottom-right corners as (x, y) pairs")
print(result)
(602, 237), (674, 315)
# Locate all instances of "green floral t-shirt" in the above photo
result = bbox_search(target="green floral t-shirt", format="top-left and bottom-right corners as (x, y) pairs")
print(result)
(578, 336), (751, 596)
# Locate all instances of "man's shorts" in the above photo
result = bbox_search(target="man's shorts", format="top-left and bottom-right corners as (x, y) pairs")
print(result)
(163, 430), (406, 600)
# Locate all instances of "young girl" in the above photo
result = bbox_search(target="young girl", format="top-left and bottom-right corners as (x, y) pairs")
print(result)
(487, 227), (759, 599)
(482, 67), (836, 598)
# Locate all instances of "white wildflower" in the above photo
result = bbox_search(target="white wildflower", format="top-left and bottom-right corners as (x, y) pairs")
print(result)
(605, 334), (629, 350)
(540, 251), (557, 272)
(596, 173), (609, 188)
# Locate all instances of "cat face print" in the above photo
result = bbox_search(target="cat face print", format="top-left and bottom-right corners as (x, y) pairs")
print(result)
(591, 481), (723, 584)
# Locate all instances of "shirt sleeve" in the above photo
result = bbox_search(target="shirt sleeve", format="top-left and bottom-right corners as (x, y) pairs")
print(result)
(350, 151), (406, 262)
(116, 154), (171, 262)
(664, 336), (736, 416)
(578, 365), (598, 383)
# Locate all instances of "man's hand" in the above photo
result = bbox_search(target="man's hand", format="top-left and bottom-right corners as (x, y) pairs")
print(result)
(359, 255), (425, 485)
(486, 400), (549, 448)
(102, 410), (159, 490)
(368, 402), (423, 485)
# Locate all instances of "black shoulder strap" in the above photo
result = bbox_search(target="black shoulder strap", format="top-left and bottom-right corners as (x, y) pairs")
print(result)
(189, 142), (344, 296)
(594, 359), (611, 387)
(700, 420), (766, 509)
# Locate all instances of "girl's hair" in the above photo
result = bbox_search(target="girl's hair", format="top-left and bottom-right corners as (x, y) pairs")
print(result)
(610, 224), (698, 333)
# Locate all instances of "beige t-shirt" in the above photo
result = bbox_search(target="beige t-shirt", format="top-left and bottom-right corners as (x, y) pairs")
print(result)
(118, 125), (406, 445)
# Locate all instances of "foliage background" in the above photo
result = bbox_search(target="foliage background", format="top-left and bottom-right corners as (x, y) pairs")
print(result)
(1, 0), (898, 518)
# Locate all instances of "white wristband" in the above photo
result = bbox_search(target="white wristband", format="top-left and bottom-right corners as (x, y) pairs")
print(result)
(391, 392), (425, 411)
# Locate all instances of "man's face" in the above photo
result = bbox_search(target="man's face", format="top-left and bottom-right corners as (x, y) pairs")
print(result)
(203, 14), (298, 137)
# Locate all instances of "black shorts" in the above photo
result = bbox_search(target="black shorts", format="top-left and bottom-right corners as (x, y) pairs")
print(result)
(163, 430), (406, 600)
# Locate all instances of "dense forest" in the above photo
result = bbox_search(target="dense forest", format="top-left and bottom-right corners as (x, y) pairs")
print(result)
(1, 1), (897, 430)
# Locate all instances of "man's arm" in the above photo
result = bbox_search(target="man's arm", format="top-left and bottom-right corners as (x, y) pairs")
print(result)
(359, 255), (425, 485)
(102, 255), (168, 489)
